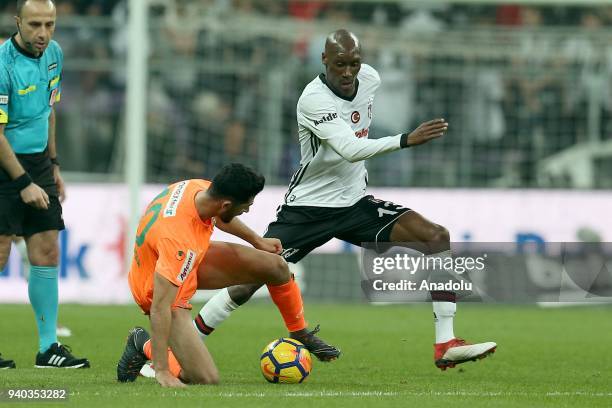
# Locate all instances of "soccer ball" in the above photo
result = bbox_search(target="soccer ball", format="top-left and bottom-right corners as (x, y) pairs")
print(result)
(260, 338), (312, 383)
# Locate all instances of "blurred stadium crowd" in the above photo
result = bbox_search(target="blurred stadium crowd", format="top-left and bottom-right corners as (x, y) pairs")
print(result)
(4, 1), (612, 26)
(1, 0), (611, 188)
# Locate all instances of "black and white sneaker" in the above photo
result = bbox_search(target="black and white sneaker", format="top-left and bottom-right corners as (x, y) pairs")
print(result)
(117, 327), (150, 382)
(290, 324), (341, 362)
(35, 343), (90, 368)
(0, 353), (16, 369)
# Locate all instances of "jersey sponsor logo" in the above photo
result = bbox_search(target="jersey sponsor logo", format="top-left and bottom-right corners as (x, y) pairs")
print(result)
(18, 85), (36, 95)
(313, 112), (337, 126)
(355, 128), (369, 138)
(48, 62), (58, 71)
(0, 95), (8, 104)
(0, 108), (7, 124)
(163, 180), (189, 217)
(351, 111), (360, 123)
(177, 249), (196, 283)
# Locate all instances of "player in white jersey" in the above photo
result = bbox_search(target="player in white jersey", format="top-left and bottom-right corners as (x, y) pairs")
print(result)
(190, 29), (497, 370)
(286, 62), (399, 207)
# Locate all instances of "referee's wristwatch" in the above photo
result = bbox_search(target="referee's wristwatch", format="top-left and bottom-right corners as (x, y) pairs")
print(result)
(50, 157), (60, 166)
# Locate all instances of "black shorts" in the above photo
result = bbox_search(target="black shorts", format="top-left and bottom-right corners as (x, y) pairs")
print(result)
(0, 150), (64, 236)
(264, 195), (411, 263)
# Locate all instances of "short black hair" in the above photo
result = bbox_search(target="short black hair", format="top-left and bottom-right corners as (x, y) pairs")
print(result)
(16, 0), (54, 17)
(209, 163), (265, 204)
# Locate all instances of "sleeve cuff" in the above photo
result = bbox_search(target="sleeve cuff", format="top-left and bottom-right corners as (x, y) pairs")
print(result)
(400, 133), (410, 148)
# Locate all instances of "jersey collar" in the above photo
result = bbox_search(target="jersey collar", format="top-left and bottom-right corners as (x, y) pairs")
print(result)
(11, 33), (43, 60)
(318, 74), (359, 102)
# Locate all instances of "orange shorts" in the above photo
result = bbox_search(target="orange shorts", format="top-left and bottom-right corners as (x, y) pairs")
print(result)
(128, 242), (205, 315)
(129, 275), (195, 315)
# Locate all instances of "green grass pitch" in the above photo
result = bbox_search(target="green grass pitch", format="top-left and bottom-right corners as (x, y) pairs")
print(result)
(0, 303), (611, 407)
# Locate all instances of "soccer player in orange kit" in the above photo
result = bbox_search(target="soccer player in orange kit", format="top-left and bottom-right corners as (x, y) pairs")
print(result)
(117, 164), (308, 387)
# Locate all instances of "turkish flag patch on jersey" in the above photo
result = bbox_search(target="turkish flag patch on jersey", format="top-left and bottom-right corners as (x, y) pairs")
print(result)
(351, 111), (360, 123)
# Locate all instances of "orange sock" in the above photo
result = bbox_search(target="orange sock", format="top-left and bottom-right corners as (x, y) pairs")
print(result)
(143, 339), (182, 378)
(267, 276), (307, 332)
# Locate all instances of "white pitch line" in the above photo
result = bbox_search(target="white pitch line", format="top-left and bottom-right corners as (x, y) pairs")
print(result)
(213, 391), (612, 398)
(217, 391), (398, 398)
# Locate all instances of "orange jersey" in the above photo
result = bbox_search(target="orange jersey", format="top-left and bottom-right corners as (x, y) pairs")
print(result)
(128, 179), (214, 313)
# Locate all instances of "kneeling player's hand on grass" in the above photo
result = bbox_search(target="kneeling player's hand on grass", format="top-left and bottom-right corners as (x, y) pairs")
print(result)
(254, 237), (283, 254)
(155, 370), (186, 388)
(406, 118), (449, 147)
(20, 183), (50, 210)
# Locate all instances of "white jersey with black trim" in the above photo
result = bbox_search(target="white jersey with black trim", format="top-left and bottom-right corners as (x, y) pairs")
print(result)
(284, 64), (404, 208)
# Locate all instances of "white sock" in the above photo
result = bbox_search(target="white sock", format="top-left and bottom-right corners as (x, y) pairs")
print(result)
(430, 250), (457, 343)
(433, 301), (456, 343)
(193, 288), (238, 340)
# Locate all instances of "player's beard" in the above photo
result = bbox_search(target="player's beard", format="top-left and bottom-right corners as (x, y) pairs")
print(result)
(16, 24), (45, 56)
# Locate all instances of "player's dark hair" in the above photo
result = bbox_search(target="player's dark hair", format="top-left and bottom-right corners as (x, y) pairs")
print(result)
(209, 163), (265, 204)
(16, 0), (54, 17)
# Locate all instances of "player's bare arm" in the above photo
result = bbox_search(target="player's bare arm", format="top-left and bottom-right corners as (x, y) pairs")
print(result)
(0, 124), (49, 209)
(405, 119), (449, 147)
(214, 217), (283, 254)
(150, 272), (185, 388)
(0, 124), (25, 178)
(48, 107), (65, 202)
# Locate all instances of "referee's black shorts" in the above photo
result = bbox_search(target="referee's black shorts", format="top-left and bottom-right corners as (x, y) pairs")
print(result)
(264, 195), (411, 263)
(0, 151), (65, 237)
